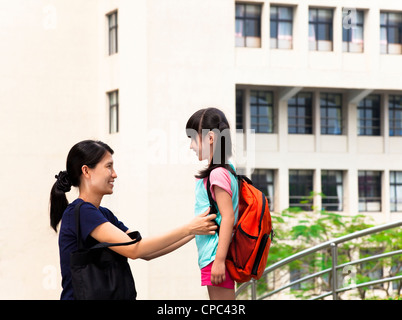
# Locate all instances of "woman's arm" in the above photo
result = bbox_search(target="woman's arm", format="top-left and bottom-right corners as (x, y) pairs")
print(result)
(141, 235), (194, 261)
(90, 209), (216, 260)
(210, 185), (235, 285)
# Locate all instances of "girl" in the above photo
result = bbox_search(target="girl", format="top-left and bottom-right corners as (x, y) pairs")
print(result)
(186, 108), (239, 300)
(50, 139), (217, 300)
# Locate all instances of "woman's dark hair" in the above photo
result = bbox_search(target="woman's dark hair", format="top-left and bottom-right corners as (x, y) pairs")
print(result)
(49, 140), (114, 232)
(186, 107), (233, 179)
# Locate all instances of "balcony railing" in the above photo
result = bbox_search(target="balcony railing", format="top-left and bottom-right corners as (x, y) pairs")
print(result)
(236, 219), (402, 300)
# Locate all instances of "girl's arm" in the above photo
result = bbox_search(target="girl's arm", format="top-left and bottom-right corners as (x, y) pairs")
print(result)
(90, 209), (216, 260)
(211, 185), (235, 285)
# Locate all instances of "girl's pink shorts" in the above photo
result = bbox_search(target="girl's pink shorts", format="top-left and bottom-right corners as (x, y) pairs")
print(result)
(201, 261), (235, 289)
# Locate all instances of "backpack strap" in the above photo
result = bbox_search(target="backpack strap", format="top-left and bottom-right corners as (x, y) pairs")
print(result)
(206, 174), (220, 235)
(74, 201), (142, 251)
(206, 165), (244, 235)
(206, 177), (219, 212)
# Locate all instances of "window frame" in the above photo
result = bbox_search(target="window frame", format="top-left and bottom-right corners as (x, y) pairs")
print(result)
(107, 11), (118, 55)
(250, 90), (274, 133)
(380, 11), (402, 55)
(236, 89), (244, 130)
(357, 95), (381, 136)
(309, 8), (334, 51)
(251, 169), (275, 211)
(321, 170), (344, 212)
(389, 95), (402, 136)
(342, 9), (364, 53)
(288, 92), (313, 134)
(320, 93), (343, 135)
(108, 90), (119, 134)
(270, 5), (293, 49)
(390, 171), (402, 212)
(289, 169), (314, 211)
(358, 171), (382, 212)
(235, 3), (262, 48)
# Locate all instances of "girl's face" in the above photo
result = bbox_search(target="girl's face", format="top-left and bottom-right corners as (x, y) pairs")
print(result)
(86, 152), (117, 195)
(189, 132), (214, 162)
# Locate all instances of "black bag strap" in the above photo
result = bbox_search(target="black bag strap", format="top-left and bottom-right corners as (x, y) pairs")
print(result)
(74, 201), (142, 251)
(206, 166), (239, 235)
(206, 165), (240, 211)
(206, 177), (218, 215)
(206, 166), (255, 236)
(74, 201), (86, 250)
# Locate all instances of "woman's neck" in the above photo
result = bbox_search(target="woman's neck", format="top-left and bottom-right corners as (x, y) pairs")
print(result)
(78, 191), (103, 208)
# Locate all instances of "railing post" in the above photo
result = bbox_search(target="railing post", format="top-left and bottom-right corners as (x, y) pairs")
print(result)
(331, 243), (338, 300)
(251, 279), (257, 300)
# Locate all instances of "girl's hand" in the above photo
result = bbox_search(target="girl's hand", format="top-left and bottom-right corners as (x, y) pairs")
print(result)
(188, 208), (217, 236)
(211, 259), (226, 285)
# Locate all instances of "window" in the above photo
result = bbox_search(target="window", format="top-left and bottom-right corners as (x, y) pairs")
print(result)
(320, 93), (343, 135)
(380, 12), (402, 54)
(235, 3), (262, 48)
(288, 92), (313, 134)
(390, 171), (402, 212)
(251, 169), (275, 211)
(342, 10), (364, 53)
(389, 95), (402, 136)
(309, 8), (333, 51)
(357, 95), (381, 136)
(108, 11), (118, 55)
(270, 6), (293, 49)
(236, 89), (244, 130)
(289, 170), (314, 211)
(108, 90), (119, 133)
(321, 170), (343, 211)
(358, 171), (382, 212)
(250, 90), (274, 133)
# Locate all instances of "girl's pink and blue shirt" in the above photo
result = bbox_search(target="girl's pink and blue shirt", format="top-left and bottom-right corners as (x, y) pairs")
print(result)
(194, 165), (239, 269)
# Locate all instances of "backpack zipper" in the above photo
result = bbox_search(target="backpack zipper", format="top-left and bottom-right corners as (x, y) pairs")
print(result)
(251, 233), (269, 275)
(238, 225), (258, 239)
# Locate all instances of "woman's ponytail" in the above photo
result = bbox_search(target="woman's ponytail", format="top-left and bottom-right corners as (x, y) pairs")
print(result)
(50, 171), (72, 232)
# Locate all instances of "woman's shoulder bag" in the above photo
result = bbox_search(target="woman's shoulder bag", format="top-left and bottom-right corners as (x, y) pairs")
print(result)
(70, 201), (141, 300)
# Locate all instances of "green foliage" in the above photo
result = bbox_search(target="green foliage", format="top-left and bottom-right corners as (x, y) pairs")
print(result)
(263, 193), (402, 300)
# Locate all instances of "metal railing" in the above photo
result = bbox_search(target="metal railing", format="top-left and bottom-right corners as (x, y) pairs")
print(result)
(236, 220), (402, 300)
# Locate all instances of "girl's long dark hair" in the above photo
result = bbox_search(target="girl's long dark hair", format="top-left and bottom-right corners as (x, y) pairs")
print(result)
(186, 107), (234, 179)
(49, 140), (114, 232)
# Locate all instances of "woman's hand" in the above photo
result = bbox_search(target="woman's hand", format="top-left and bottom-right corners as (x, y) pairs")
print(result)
(211, 259), (226, 285)
(188, 208), (217, 236)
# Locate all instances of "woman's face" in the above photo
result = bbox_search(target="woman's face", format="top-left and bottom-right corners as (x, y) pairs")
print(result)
(87, 152), (117, 195)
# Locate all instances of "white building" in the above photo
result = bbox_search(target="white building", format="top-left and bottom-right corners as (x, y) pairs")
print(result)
(0, 0), (401, 300)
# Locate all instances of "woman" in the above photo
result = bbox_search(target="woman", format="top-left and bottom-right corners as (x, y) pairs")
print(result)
(50, 140), (217, 300)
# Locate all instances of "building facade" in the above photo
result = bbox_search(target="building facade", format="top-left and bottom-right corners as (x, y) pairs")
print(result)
(0, 0), (401, 300)
(234, 0), (402, 225)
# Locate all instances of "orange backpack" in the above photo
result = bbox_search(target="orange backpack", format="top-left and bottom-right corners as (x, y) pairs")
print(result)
(207, 171), (274, 283)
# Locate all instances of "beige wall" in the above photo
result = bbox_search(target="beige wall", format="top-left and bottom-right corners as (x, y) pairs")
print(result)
(0, 0), (100, 299)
